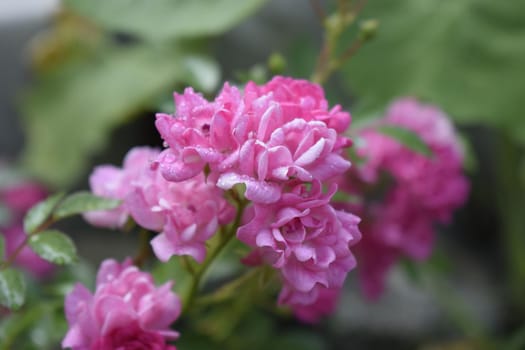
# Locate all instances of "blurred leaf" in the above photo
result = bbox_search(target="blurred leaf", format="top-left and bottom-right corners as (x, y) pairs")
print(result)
(505, 324), (525, 350)
(182, 55), (221, 93)
(23, 193), (64, 234)
(53, 191), (121, 220)
(376, 125), (433, 157)
(29, 230), (77, 265)
(343, 0), (525, 144)
(152, 256), (193, 300)
(265, 331), (326, 350)
(65, 0), (268, 42)
(457, 133), (478, 172)
(0, 268), (26, 310)
(21, 45), (186, 187)
(0, 300), (64, 350)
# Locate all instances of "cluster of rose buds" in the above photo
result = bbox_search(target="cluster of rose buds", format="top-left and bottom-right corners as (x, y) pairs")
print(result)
(67, 78), (469, 347)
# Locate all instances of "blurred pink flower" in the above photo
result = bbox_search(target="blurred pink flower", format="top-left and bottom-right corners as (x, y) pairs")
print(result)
(62, 258), (180, 350)
(1, 182), (47, 217)
(340, 98), (470, 299)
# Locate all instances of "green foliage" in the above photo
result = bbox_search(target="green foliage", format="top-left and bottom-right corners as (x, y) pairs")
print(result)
(342, 0), (525, 143)
(21, 44), (187, 187)
(65, 0), (268, 42)
(28, 230), (78, 265)
(0, 268), (26, 310)
(375, 125), (433, 157)
(53, 191), (121, 220)
(23, 193), (65, 234)
(21, 0), (266, 188)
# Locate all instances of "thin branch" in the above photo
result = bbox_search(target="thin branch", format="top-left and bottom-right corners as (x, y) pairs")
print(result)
(351, 0), (369, 16)
(309, 0), (326, 23)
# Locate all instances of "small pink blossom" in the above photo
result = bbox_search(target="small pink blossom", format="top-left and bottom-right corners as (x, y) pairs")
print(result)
(238, 181), (361, 310)
(62, 258), (180, 350)
(83, 147), (160, 228)
(84, 147), (234, 262)
(340, 98), (469, 299)
(154, 76), (352, 204)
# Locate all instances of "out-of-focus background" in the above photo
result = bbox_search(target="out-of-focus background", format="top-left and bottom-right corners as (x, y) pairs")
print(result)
(1, 0), (524, 349)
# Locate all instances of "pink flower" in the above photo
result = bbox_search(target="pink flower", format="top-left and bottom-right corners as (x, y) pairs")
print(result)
(253, 76), (351, 133)
(84, 147), (159, 228)
(144, 173), (235, 263)
(154, 76), (352, 204)
(62, 258), (180, 350)
(289, 286), (341, 324)
(84, 147), (235, 262)
(340, 98), (469, 299)
(238, 181), (361, 310)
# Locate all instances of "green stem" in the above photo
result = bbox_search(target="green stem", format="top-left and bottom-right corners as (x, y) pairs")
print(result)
(0, 217), (54, 270)
(133, 229), (153, 268)
(183, 196), (247, 313)
(311, 0), (369, 85)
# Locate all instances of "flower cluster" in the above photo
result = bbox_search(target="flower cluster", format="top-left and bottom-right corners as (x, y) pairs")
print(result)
(338, 98), (469, 299)
(85, 147), (235, 263)
(155, 76), (361, 321)
(0, 176), (54, 278)
(62, 258), (181, 350)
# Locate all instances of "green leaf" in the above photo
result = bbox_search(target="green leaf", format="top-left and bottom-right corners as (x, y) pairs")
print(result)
(65, 0), (268, 42)
(53, 191), (121, 220)
(0, 268), (26, 310)
(265, 331), (326, 350)
(152, 256), (193, 299)
(342, 0), (525, 144)
(23, 193), (65, 234)
(20, 44), (186, 187)
(28, 230), (77, 265)
(182, 55), (221, 93)
(376, 125), (433, 157)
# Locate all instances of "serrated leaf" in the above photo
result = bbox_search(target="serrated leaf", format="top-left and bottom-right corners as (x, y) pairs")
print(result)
(53, 191), (121, 220)
(342, 0), (525, 144)
(23, 193), (65, 234)
(21, 44), (186, 187)
(65, 0), (267, 42)
(29, 230), (77, 265)
(0, 268), (26, 310)
(376, 125), (433, 157)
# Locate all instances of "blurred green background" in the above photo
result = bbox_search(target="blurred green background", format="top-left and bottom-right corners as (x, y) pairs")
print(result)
(1, 0), (525, 349)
